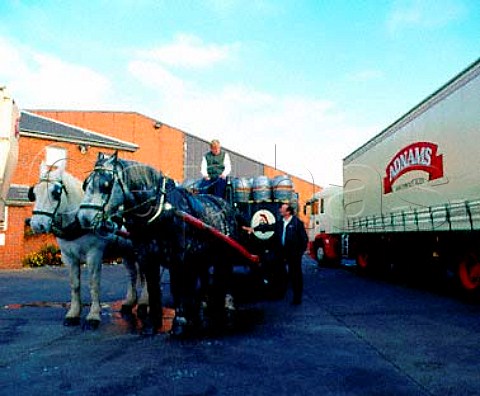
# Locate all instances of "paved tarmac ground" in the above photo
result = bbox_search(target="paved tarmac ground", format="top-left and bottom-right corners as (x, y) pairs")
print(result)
(1, 256), (480, 396)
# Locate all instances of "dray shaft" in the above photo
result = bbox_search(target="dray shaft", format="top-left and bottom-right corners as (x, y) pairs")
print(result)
(114, 210), (260, 265)
(174, 210), (260, 265)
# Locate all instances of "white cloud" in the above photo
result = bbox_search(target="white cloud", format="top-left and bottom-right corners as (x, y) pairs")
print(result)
(128, 60), (188, 96)
(1, 33), (376, 187)
(386, 0), (466, 33)
(128, 58), (373, 186)
(0, 36), (112, 109)
(137, 34), (238, 69)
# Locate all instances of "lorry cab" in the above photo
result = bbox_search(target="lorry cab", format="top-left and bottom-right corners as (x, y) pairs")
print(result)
(304, 185), (343, 265)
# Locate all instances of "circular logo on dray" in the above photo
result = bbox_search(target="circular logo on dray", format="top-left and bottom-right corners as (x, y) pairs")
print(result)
(251, 209), (276, 240)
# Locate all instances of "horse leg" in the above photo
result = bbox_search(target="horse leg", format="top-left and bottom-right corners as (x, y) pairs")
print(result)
(64, 260), (82, 326)
(121, 257), (138, 315)
(142, 259), (162, 335)
(136, 266), (149, 318)
(171, 260), (202, 336)
(211, 256), (236, 327)
(85, 254), (102, 329)
(170, 263), (191, 337)
(193, 261), (212, 331)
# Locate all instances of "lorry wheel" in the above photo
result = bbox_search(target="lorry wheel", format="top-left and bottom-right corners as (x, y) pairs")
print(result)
(458, 253), (480, 291)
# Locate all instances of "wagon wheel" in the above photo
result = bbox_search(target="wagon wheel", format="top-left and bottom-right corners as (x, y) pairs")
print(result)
(458, 252), (480, 291)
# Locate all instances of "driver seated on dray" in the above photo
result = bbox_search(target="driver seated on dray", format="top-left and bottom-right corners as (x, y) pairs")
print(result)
(199, 139), (231, 199)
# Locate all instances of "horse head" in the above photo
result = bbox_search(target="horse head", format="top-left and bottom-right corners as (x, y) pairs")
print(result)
(77, 151), (126, 230)
(79, 151), (176, 231)
(29, 161), (82, 234)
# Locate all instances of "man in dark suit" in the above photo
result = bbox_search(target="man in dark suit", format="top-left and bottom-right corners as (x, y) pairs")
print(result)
(275, 203), (308, 305)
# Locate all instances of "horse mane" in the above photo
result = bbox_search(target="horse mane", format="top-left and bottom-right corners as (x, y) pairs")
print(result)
(57, 170), (84, 206)
(114, 157), (172, 192)
(39, 165), (83, 203)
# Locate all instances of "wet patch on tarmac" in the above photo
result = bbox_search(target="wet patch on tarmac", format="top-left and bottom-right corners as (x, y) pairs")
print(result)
(3, 301), (70, 309)
(2, 299), (266, 338)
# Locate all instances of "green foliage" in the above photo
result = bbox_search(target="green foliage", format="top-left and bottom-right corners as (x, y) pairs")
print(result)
(23, 244), (63, 268)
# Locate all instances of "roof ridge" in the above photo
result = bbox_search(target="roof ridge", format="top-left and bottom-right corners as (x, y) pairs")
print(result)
(21, 111), (138, 149)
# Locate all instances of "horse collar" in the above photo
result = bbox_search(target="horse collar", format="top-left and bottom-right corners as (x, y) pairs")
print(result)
(52, 216), (88, 240)
(147, 176), (172, 224)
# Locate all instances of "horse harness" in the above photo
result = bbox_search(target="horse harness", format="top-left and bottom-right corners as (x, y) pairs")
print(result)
(80, 160), (173, 227)
(29, 177), (86, 240)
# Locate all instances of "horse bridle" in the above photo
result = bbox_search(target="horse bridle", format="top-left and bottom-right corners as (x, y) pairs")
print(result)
(78, 164), (128, 225)
(29, 178), (68, 220)
(79, 161), (168, 225)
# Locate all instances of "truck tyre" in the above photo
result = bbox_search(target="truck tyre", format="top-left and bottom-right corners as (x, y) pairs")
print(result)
(458, 252), (480, 291)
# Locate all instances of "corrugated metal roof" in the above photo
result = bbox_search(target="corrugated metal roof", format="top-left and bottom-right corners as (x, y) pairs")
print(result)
(19, 111), (138, 151)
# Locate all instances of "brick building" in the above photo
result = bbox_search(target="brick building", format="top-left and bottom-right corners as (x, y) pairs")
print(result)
(0, 110), (320, 269)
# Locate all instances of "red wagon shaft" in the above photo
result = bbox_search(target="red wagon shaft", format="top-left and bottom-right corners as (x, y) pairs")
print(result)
(114, 210), (260, 265)
(174, 210), (260, 265)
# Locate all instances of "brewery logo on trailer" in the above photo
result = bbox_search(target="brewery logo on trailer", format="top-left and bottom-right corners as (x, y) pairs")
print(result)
(383, 142), (444, 194)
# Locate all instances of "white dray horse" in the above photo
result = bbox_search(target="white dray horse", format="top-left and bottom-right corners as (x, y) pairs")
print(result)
(28, 162), (147, 328)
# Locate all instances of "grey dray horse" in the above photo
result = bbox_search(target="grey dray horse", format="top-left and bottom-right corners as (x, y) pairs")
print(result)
(78, 152), (252, 335)
(28, 161), (147, 329)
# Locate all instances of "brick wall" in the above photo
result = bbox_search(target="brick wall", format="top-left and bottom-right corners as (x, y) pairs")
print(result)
(34, 111), (185, 182)
(0, 136), (132, 269)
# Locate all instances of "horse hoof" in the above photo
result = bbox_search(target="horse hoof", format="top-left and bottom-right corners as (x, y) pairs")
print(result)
(136, 304), (148, 319)
(120, 304), (133, 316)
(170, 316), (188, 337)
(224, 310), (235, 330)
(63, 317), (81, 327)
(84, 319), (100, 330)
(140, 318), (158, 336)
(140, 324), (157, 337)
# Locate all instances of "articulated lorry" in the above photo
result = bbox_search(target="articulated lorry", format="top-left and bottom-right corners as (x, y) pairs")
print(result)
(0, 87), (20, 231)
(306, 57), (480, 292)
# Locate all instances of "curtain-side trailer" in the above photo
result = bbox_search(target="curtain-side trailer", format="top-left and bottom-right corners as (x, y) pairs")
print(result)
(306, 57), (480, 292)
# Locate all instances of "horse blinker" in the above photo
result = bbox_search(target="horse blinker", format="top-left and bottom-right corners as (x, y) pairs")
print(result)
(28, 186), (36, 202)
(51, 184), (63, 200)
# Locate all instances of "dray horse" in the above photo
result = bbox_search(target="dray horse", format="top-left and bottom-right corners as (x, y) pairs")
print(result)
(78, 152), (259, 335)
(28, 161), (148, 328)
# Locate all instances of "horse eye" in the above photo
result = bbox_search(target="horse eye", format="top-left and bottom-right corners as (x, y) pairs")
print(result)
(28, 186), (36, 202)
(51, 185), (62, 200)
(99, 180), (111, 194)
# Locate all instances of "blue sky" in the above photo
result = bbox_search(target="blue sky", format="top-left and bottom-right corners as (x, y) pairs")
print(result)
(1, 0), (479, 186)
